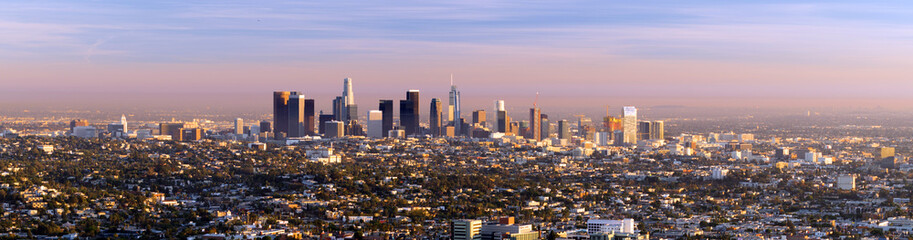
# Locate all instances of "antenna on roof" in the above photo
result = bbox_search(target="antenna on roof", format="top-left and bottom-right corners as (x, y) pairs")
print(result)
(535, 92), (539, 108)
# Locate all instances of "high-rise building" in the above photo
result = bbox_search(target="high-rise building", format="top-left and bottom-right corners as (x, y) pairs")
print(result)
(304, 99), (316, 135)
(378, 100), (394, 137)
(160, 123), (184, 140)
(259, 121), (271, 133)
(249, 124), (260, 140)
(288, 94), (306, 137)
(430, 98), (442, 136)
(651, 120), (664, 140)
(623, 106), (637, 144)
(343, 77), (355, 106)
(180, 128), (203, 141)
(638, 121), (651, 141)
(472, 110), (486, 127)
(235, 118), (244, 135)
(325, 121), (345, 138)
(452, 219), (482, 240)
(497, 110), (510, 134)
(399, 90), (420, 136)
(333, 96), (345, 122)
(367, 110), (383, 138)
(529, 108), (541, 141)
(494, 100), (505, 112)
(449, 81), (461, 135)
(558, 120), (570, 139)
(120, 115), (128, 133)
(273, 91), (296, 138)
(318, 113), (334, 135)
(540, 114), (549, 139)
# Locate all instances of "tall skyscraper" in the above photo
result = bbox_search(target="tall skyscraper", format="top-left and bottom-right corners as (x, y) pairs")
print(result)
(288, 94), (306, 137)
(325, 121), (345, 138)
(343, 77), (355, 106)
(273, 91), (296, 138)
(318, 113), (334, 135)
(430, 98), (442, 136)
(234, 118), (244, 135)
(494, 100), (505, 112)
(529, 108), (541, 141)
(399, 90), (420, 136)
(472, 110), (486, 127)
(497, 110), (510, 134)
(333, 96), (345, 122)
(304, 99), (316, 136)
(638, 121), (652, 141)
(259, 121), (271, 133)
(448, 79), (461, 135)
(367, 110), (383, 138)
(540, 114), (549, 139)
(651, 120), (664, 140)
(623, 106), (637, 144)
(558, 120), (570, 139)
(378, 100), (394, 137)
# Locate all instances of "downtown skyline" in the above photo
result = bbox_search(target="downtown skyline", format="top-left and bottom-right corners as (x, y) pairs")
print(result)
(2, 1), (913, 114)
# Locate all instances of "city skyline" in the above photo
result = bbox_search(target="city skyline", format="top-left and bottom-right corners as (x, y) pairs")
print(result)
(3, 1), (913, 113)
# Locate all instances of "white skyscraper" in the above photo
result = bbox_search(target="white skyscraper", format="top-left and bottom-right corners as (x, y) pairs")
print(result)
(448, 76), (461, 134)
(367, 110), (383, 138)
(494, 100), (505, 112)
(343, 78), (355, 105)
(120, 114), (128, 132)
(235, 118), (244, 135)
(623, 106), (637, 144)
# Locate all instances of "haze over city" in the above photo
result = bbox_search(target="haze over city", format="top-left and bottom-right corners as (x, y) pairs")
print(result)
(3, 1), (913, 115)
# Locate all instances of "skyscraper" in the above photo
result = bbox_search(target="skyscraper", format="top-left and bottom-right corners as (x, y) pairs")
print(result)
(318, 113), (334, 135)
(120, 114), (128, 133)
(259, 121), (271, 133)
(399, 90), (420, 136)
(367, 110), (383, 138)
(472, 110), (486, 127)
(651, 120), (664, 140)
(448, 79), (461, 135)
(623, 106), (637, 144)
(234, 118), (244, 135)
(378, 100), (394, 137)
(304, 99), (316, 136)
(540, 114), (549, 139)
(494, 100), (505, 112)
(497, 110), (510, 134)
(343, 77), (355, 105)
(529, 108), (541, 141)
(638, 121), (651, 141)
(430, 98), (442, 136)
(273, 91), (296, 138)
(333, 96), (345, 122)
(558, 120), (570, 139)
(288, 94), (306, 137)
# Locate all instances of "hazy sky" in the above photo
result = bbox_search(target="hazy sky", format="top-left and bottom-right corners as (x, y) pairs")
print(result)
(2, 1), (913, 114)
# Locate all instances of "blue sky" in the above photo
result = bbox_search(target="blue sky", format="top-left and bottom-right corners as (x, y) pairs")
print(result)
(2, 1), (913, 112)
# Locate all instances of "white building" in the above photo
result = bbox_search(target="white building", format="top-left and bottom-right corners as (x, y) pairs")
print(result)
(711, 167), (729, 180)
(837, 175), (855, 190)
(622, 106), (637, 144)
(452, 219), (482, 240)
(367, 110), (384, 138)
(586, 219), (635, 234)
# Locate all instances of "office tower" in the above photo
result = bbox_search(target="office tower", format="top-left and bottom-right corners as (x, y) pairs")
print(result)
(613, 130), (625, 146)
(529, 108), (541, 140)
(623, 106), (637, 144)
(273, 91), (296, 138)
(318, 113), (334, 135)
(518, 121), (529, 137)
(651, 120), (664, 140)
(430, 98), (442, 136)
(449, 81), (461, 135)
(106, 123), (125, 136)
(540, 114), (549, 139)
(304, 99), (316, 135)
(70, 119), (89, 133)
(288, 94), (305, 137)
(160, 123), (184, 140)
(367, 110), (383, 138)
(877, 147), (896, 160)
(494, 100), (505, 112)
(596, 131), (610, 146)
(120, 115), (128, 132)
(343, 77), (355, 106)
(452, 219), (482, 240)
(472, 110), (486, 127)
(235, 118), (244, 135)
(638, 121), (651, 141)
(259, 121), (271, 133)
(378, 100), (394, 137)
(496, 110), (510, 133)
(558, 120), (570, 139)
(249, 124), (260, 140)
(180, 128), (203, 141)
(399, 90), (420, 136)
(333, 96), (345, 121)
(603, 116), (622, 132)
(325, 121), (345, 138)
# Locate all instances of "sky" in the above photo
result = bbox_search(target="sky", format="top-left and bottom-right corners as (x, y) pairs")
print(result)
(2, 0), (913, 116)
